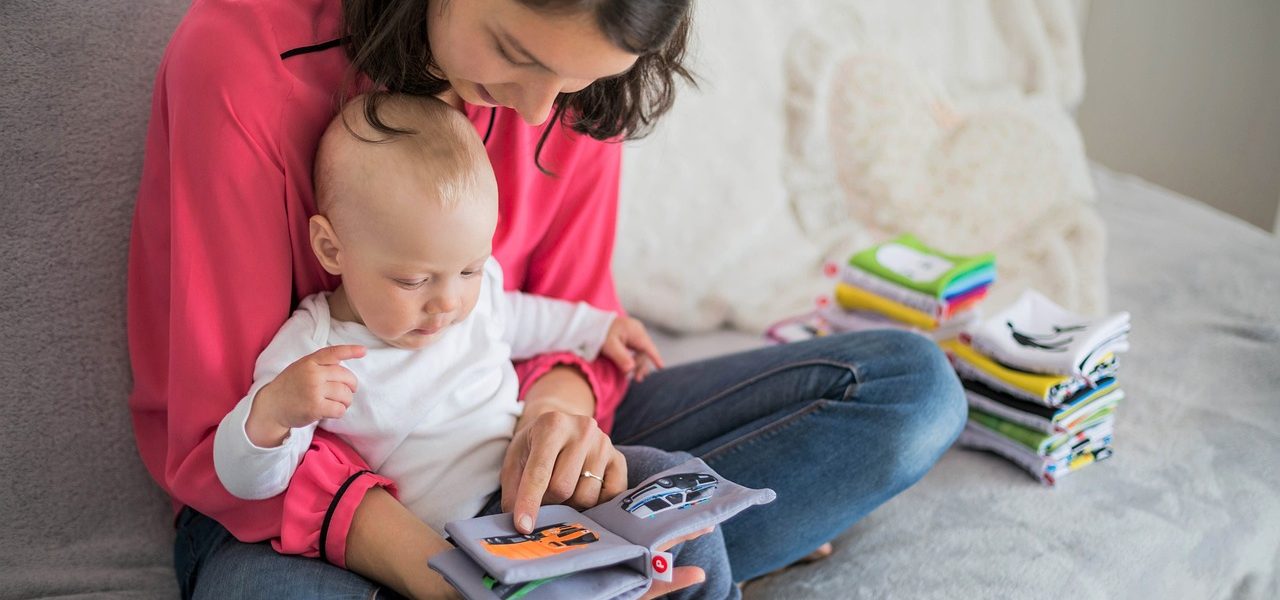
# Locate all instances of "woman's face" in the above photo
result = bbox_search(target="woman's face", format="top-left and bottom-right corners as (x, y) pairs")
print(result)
(427, 0), (640, 126)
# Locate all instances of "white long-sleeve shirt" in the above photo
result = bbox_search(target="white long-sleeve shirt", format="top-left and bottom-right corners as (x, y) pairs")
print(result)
(213, 258), (616, 533)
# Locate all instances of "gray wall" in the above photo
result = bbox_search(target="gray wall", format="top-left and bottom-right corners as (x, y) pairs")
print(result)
(1078, 0), (1280, 233)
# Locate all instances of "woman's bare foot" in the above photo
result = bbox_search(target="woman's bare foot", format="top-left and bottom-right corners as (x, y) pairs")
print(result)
(796, 542), (833, 564)
(738, 543), (836, 592)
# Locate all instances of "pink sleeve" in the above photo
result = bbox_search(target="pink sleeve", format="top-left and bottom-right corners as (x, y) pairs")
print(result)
(512, 136), (629, 433)
(127, 3), (393, 568)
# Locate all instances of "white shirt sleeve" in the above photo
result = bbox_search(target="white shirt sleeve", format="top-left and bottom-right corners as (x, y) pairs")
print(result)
(213, 300), (325, 500)
(484, 258), (616, 361)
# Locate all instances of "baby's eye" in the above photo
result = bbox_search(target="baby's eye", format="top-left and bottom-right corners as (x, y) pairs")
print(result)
(395, 278), (428, 289)
(461, 270), (479, 278)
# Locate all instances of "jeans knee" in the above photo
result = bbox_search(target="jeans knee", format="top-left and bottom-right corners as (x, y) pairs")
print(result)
(875, 333), (968, 484)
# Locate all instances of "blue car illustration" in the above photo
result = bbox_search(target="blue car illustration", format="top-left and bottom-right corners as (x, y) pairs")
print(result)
(620, 473), (718, 519)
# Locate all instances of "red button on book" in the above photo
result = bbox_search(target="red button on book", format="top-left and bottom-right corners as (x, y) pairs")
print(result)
(651, 551), (673, 581)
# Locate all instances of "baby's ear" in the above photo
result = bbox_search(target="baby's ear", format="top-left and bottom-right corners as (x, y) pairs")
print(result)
(309, 214), (343, 275)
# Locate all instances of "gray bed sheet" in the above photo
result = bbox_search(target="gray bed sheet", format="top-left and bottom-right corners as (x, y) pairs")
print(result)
(652, 165), (1280, 600)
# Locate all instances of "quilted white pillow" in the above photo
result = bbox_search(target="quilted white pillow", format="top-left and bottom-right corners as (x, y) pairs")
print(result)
(616, 0), (1106, 333)
(788, 51), (1107, 317)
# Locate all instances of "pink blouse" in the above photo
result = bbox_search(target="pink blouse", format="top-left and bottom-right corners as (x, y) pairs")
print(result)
(128, 0), (628, 568)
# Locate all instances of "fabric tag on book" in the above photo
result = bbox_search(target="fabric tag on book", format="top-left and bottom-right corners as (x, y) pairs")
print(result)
(649, 551), (674, 582)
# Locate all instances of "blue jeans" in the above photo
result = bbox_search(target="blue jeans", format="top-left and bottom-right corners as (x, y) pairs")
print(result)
(611, 330), (968, 581)
(174, 330), (964, 597)
(173, 506), (398, 600)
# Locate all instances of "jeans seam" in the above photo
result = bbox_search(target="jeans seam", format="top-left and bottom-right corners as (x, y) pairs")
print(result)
(700, 399), (828, 462)
(186, 539), (197, 587)
(616, 359), (860, 445)
(177, 515), (199, 599)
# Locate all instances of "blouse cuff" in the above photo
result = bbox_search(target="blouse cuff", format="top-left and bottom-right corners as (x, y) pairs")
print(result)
(514, 351), (626, 433)
(272, 434), (398, 568)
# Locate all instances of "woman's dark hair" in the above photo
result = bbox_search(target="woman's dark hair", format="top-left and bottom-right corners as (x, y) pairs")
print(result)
(340, 0), (695, 174)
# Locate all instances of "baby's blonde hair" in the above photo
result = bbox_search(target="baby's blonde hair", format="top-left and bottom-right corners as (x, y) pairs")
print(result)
(313, 94), (493, 226)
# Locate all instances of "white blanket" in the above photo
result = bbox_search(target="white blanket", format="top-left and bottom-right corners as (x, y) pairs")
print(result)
(617, 0), (1106, 333)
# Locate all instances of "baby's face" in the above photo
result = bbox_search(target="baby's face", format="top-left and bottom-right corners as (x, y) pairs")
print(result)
(336, 192), (497, 350)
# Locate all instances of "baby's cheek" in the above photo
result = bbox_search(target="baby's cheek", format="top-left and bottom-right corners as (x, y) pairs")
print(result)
(463, 284), (484, 316)
(457, 298), (480, 323)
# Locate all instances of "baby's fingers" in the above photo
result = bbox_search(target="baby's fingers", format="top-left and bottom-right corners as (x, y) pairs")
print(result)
(600, 336), (636, 373)
(319, 399), (349, 420)
(324, 365), (359, 394)
(322, 382), (354, 408)
(310, 344), (366, 366)
(627, 326), (665, 371)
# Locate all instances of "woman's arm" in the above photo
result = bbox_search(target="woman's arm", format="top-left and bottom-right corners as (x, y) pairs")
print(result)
(346, 487), (461, 599)
(507, 133), (631, 431)
(493, 129), (637, 528)
(519, 365), (597, 421)
(128, 0), (393, 570)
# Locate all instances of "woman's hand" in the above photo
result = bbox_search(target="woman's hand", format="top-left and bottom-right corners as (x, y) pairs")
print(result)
(501, 367), (714, 598)
(500, 409), (628, 532)
(501, 365), (626, 533)
(640, 526), (715, 600)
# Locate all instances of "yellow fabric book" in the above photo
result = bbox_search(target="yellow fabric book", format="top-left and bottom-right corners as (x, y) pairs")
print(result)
(940, 339), (1067, 399)
(834, 283), (937, 329)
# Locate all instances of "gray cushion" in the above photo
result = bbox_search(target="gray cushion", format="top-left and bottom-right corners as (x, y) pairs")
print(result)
(1, 1), (187, 598)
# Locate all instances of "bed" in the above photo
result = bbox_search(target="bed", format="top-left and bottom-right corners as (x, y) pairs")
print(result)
(655, 165), (1280, 600)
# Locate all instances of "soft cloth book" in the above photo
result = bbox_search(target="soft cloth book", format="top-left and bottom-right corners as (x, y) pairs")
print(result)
(429, 457), (775, 599)
(969, 290), (1130, 377)
(848, 234), (995, 298)
(941, 339), (1118, 407)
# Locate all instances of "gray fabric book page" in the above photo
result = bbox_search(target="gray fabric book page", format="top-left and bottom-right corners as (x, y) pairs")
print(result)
(584, 457), (777, 551)
(444, 504), (647, 585)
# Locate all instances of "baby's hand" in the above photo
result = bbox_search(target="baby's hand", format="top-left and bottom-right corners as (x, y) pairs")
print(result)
(246, 344), (365, 447)
(599, 317), (665, 382)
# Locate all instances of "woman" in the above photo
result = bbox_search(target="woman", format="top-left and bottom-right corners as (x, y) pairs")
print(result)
(128, 0), (967, 597)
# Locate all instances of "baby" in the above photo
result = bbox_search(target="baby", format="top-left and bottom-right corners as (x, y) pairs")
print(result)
(212, 94), (662, 534)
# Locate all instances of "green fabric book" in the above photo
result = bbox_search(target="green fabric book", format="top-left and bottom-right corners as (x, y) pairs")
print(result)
(970, 406), (1115, 455)
(849, 234), (995, 298)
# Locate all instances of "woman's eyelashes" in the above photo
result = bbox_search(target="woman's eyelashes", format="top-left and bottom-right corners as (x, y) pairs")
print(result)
(495, 39), (535, 68)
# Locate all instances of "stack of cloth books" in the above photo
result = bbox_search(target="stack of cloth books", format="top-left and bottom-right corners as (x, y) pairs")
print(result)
(943, 290), (1131, 485)
(767, 234), (996, 344)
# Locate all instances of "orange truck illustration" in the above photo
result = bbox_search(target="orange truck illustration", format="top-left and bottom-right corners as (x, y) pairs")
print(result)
(481, 522), (599, 561)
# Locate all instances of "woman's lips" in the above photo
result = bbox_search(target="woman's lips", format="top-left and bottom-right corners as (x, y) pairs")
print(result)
(476, 84), (500, 106)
